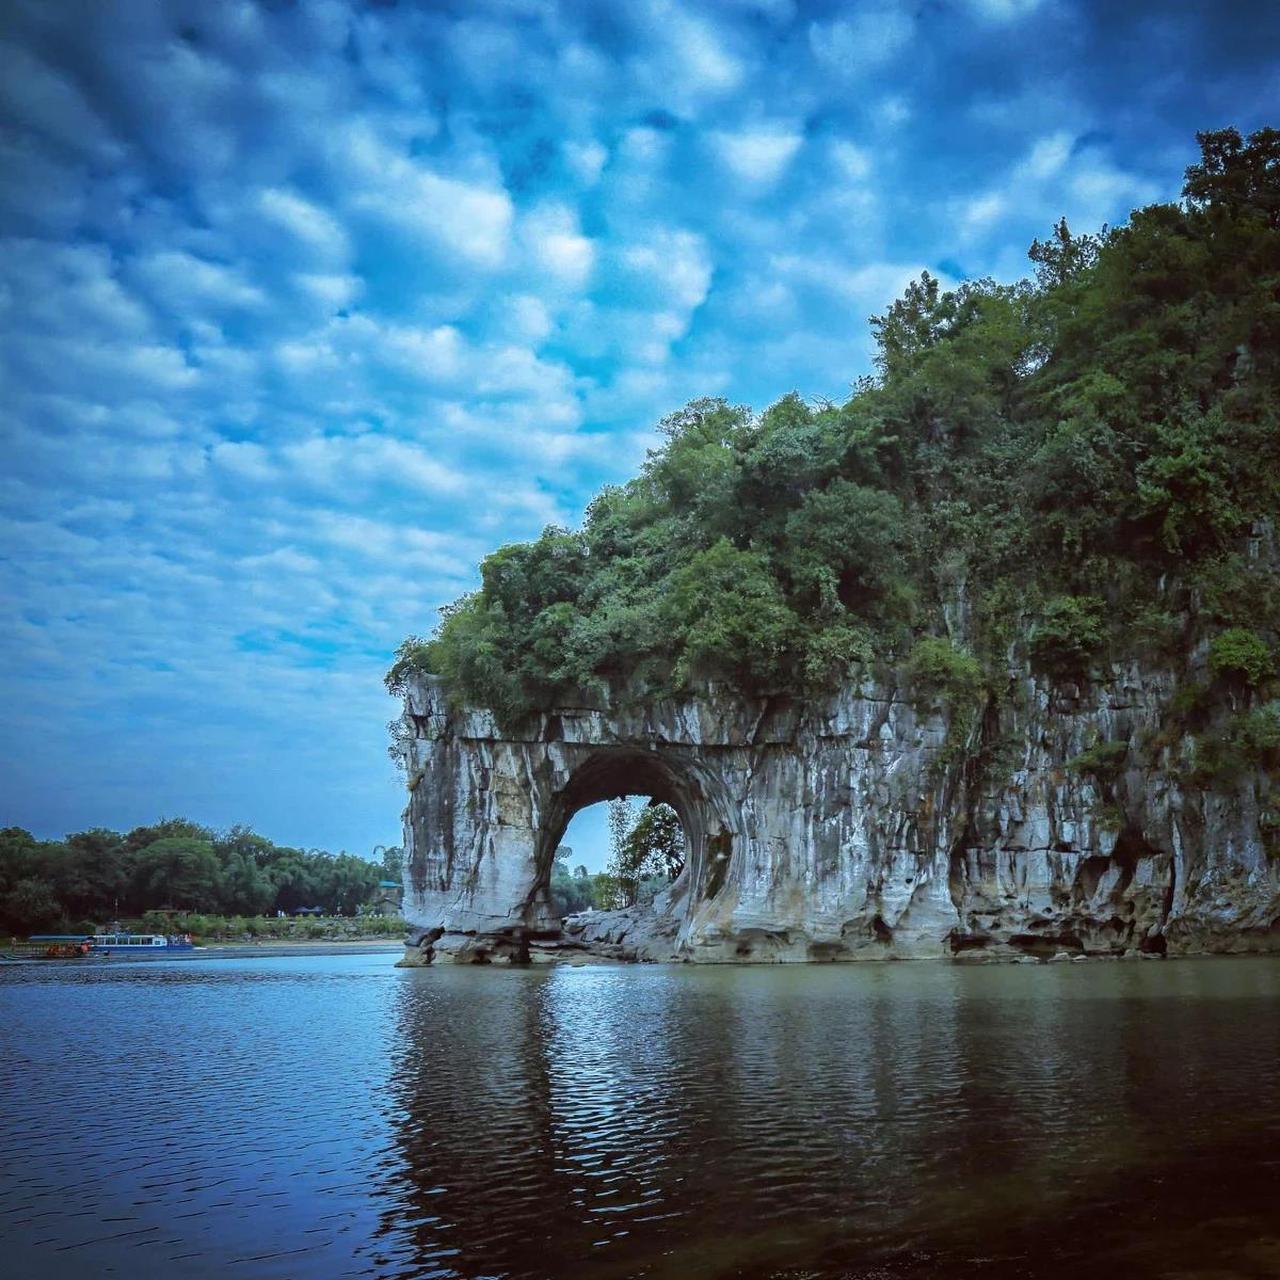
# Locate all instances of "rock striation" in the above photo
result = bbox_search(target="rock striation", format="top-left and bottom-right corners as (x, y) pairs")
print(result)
(394, 664), (1280, 965)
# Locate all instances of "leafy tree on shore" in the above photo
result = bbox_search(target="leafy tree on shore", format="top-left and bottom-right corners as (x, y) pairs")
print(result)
(623, 803), (685, 882)
(378, 845), (405, 883)
(3, 878), (62, 932)
(548, 851), (597, 917)
(543, 802), (687, 918)
(131, 837), (223, 913)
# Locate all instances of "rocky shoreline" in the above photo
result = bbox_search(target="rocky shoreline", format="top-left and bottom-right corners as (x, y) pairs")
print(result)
(395, 936), (1277, 968)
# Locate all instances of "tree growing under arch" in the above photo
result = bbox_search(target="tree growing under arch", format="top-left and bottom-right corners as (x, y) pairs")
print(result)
(605, 798), (686, 908)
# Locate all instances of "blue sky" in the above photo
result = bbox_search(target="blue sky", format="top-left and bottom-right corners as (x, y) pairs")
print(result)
(1, 0), (1277, 863)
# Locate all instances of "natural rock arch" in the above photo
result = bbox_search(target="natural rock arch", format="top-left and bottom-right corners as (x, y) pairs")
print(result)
(397, 676), (775, 964)
(394, 669), (1279, 964)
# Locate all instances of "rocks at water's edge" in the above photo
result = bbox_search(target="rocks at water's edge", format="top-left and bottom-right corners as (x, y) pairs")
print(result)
(392, 667), (1280, 965)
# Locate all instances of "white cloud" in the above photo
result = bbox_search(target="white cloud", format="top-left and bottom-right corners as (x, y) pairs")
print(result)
(341, 124), (514, 269)
(520, 204), (596, 289)
(131, 42), (242, 176)
(134, 250), (266, 312)
(617, 126), (670, 169)
(499, 294), (553, 344)
(1067, 161), (1159, 223)
(1, 240), (152, 338)
(239, 546), (323, 577)
(8, 332), (199, 396)
(1018, 131), (1074, 181)
(282, 435), (467, 498)
(960, 190), (1009, 237)
(378, 322), (469, 383)
(0, 134), (88, 231)
(671, 22), (742, 93)
(874, 95), (912, 128)
(712, 127), (804, 185)
(964, 0), (1044, 22)
(212, 440), (274, 483)
(0, 42), (121, 159)
(635, 1), (744, 102)
(563, 139), (608, 185)
(951, 133), (1160, 250)
(769, 254), (948, 316)
(292, 272), (362, 310)
(830, 140), (873, 182)
(361, 171), (513, 268)
(447, 18), (528, 88)
(809, 5), (914, 74)
(258, 187), (350, 264)
(618, 228), (713, 312)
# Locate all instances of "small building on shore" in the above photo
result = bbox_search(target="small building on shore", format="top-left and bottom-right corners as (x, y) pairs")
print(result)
(374, 879), (403, 915)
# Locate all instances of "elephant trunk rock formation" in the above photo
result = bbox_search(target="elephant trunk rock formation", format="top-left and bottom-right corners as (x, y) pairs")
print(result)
(394, 668), (1280, 965)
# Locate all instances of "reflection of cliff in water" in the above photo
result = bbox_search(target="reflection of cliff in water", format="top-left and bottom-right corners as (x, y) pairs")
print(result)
(375, 962), (1280, 1280)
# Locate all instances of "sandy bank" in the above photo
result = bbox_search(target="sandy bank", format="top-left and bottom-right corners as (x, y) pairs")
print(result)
(1, 940), (407, 964)
(189, 940), (405, 959)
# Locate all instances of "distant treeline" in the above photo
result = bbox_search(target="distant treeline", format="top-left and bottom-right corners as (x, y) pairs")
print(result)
(0, 819), (403, 934)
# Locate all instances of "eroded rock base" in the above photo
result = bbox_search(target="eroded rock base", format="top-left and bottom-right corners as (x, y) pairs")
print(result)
(398, 898), (1280, 967)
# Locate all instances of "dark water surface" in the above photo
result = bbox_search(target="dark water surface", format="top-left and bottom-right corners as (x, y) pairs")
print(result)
(3, 955), (1280, 1279)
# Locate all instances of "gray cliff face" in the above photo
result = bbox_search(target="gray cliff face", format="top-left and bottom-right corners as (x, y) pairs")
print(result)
(394, 666), (1280, 964)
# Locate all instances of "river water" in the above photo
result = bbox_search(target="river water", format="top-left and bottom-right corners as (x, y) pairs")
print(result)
(3, 954), (1280, 1279)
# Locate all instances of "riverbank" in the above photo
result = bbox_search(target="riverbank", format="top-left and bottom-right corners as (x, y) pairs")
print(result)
(2, 940), (405, 963)
(195, 940), (405, 958)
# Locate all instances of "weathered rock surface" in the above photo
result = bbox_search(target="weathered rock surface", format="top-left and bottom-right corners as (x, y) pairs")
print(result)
(394, 665), (1280, 965)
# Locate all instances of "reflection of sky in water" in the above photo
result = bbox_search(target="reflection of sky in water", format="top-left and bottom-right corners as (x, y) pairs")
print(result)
(4, 956), (1280, 1278)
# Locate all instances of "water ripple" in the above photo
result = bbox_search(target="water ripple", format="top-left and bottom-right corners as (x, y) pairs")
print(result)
(3, 956), (1280, 1278)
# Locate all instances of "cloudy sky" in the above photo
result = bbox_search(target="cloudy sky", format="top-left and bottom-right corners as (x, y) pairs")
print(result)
(1, 0), (1277, 861)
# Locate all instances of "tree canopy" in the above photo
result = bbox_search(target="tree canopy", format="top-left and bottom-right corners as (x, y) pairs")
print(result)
(0, 819), (403, 934)
(389, 127), (1280, 725)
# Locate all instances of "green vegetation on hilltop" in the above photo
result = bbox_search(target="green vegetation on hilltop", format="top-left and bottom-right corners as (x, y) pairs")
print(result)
(0, 819), (403, 935)
(389, 127), (1280, 724)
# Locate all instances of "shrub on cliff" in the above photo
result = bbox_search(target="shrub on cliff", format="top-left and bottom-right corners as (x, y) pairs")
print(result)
(902, 636), (983, 708)
(1190, 704), (1280, 786)
(663, 540), (799, 690)
(1208, 628), (1275, 688)
(1029, 596), (1107, 680)
(1066, 739), (1129, 782)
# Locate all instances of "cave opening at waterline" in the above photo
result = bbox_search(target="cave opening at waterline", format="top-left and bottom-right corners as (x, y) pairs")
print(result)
(534, 750), (697, 926)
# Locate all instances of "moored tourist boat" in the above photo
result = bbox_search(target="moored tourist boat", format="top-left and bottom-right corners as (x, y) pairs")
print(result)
(26, 933), (195, 958)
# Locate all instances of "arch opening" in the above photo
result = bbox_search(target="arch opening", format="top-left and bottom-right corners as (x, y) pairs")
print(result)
(524, 749), (712, 935)
(552, 797), (686, 915)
